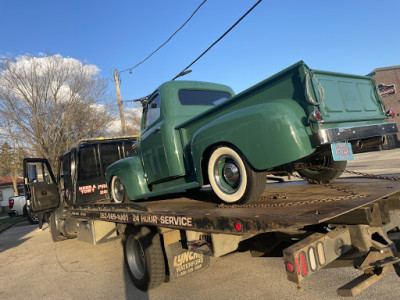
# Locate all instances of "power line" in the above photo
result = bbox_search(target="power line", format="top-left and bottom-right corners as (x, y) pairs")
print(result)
(122, 0), (263, 104)
(172, 0), (262, 81)
(119, 0), (207, 75)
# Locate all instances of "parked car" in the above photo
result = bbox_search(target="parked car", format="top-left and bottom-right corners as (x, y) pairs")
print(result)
(8, 195), (39, 224)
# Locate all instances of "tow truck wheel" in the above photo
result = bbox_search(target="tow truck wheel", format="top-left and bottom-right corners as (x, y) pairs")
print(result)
(50, 212), (67, 242)
(111, 176), (129, 203)
(24, 205), (39, 224)
(207, 146), (266, 204)
(124, 226), (166, 291)
(297, 154), (347, 182)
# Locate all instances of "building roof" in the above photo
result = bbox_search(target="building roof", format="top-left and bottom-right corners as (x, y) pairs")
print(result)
(371, 65), (400, 74)
(0, 176), (23, 187)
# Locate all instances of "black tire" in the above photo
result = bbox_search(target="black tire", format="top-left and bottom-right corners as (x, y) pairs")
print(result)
(27, 210), (39, 224)
(297, 154), (347, 182)
(124, 226), (166, 291)
(207, 146), (266, 204)
(110, 176), (129, 203)
(50, 212), (66, 242)
(23, 205), (39, 224)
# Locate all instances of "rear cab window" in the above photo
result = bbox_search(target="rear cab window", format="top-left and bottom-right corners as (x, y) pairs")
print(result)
(178, 89), (231, 106)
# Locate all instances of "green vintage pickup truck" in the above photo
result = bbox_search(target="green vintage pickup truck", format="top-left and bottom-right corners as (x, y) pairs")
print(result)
(106, 61), (398, 204)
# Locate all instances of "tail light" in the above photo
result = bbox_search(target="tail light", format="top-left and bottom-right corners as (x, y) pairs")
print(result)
(299, 252), (308, 276)
(9, 198), (14, 209)
(283, 227), (351, 285)
(234, 221), (243, 232)
(285, 262), (295, 273)
(385, 108), (395, 118)
(309, 109), (322, 122)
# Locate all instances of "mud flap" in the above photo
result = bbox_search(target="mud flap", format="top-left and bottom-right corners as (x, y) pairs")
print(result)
(163, 242), (210, 282)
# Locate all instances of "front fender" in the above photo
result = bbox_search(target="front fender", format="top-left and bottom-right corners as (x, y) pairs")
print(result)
(106, 157), (149, 201)
(191, 99), (315, 182)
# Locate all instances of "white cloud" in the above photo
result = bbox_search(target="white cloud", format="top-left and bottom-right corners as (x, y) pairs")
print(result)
(0, 54), (100, 104)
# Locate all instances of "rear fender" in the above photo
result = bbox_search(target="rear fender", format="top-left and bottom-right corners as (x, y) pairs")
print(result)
(106, 157), (149, 200)
(191, 99), (316, 183)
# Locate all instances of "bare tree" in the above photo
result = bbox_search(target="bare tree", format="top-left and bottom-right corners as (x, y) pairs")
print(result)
(106, 102), (142, 136)
(0, 54), (114, 174)
(124, 105), (142, 136)
(0, 139), (28, 195)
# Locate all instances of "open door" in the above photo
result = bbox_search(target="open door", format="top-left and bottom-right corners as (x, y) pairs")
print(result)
(23, 158), (60, 213)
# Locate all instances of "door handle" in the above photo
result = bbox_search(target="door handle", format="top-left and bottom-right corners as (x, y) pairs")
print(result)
(41, 190), (47, 195)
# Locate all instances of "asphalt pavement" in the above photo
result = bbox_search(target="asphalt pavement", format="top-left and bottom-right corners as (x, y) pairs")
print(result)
(0, 148), (399, 300)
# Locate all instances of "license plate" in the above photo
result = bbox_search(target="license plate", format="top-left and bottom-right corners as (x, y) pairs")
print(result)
(331, 143), (354, 161)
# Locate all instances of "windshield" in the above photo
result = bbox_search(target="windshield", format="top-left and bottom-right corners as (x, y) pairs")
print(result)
(178, 89), (231, 106)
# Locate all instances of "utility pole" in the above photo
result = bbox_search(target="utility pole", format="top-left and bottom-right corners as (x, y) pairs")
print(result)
(113, 70), (127, 135)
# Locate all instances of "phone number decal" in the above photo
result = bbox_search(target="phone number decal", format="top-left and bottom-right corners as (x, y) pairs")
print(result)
(98, 212), (193, 227)
(99, 212), (129, 222)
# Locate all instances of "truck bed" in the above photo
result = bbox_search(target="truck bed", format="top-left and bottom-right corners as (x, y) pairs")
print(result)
(71, 175), (400, 234)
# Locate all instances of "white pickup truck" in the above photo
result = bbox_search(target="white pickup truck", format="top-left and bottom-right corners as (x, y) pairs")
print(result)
(8, 195), (39, 224)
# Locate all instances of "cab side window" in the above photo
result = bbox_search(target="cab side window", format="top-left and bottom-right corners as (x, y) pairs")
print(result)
(27, 162), (54, 184)
(99, 143), (121, 175)
(78, 145), (100, 180)
(124, 140), (136, 157)
(61, 154), (72, 190)
(144, 94), (161, 129)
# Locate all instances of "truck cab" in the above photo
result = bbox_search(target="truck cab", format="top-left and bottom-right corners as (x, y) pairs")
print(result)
(23, 136), (138, 219)
(138, 81), (233, 184)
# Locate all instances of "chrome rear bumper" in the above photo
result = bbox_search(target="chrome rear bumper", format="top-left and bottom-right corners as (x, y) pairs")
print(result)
(318, 122), (398, 144)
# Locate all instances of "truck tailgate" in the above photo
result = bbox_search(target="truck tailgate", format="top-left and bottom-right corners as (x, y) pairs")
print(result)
(312, 70), (385, 124)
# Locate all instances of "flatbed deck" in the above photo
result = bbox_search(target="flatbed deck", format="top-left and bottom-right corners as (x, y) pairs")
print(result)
(70, 175), (400, 234)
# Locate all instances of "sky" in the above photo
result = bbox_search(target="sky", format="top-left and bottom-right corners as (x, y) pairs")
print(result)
(1, 0), (400, 106)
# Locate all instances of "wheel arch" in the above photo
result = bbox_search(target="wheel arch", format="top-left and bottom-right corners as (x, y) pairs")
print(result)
(200, 142), (252, 186)
(106, 157), (149, 201)
(191, 100), (316, 185)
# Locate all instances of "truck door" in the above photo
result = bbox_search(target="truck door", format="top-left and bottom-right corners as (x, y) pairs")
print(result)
(76, 144), (105, 203)
(23, 158), (59, 213)
(140, 94), (172, 183)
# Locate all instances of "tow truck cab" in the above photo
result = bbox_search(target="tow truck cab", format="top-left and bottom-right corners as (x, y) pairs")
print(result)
(23, 136), (138, 215)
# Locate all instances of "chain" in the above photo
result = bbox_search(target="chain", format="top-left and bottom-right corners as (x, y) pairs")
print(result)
(218, 194), (365, 209)
(290, 172), (357, 195)
(295, 164), (400, 182)
(340, 168), (399, 181)
(218, 167), (364, 209)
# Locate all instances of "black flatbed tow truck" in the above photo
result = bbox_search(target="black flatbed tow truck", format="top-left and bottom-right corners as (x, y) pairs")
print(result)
(23, 138), (400, 297)
(69, 176), (400, 297)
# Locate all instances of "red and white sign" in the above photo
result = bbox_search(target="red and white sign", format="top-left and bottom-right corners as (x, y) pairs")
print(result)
(378, 83), (396, 97)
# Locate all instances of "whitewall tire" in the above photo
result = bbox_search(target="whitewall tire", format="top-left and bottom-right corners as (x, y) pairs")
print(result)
(207, 146), (265, 204)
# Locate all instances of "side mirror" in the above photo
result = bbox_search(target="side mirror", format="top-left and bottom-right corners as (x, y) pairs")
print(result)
(27, 165), (38, 182)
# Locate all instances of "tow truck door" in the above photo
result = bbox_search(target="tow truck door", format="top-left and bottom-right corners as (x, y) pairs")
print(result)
(23, 158), (59, 213)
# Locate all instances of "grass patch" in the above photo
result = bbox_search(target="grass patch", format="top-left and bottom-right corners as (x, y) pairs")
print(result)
(0, 216), (27, 226)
